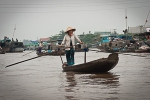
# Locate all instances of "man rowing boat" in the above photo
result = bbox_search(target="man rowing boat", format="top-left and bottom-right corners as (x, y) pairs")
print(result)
(61, 27), (83, 66)
(37, 41), (43, 53)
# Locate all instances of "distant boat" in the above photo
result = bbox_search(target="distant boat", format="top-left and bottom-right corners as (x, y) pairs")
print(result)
(119, 47), (135, 53)
(97, 45), (119, 53)
(36, 51), (65, 56)
(97, 34), (134, 53)
(135, 49), (148, 53)
(119, 49), (134, 53)
(0, 51), (5, 54)
(75, 44), (89, 52)
(135, 45), (150, 53)
(0, 38), (24, 53)
(104, 49), (119, 53)
(9, 42), (24, 52)
(62, 53), (119, 73)
(135, 48), (150, 53)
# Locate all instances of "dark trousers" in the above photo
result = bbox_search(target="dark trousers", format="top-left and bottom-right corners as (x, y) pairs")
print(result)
(65, 48), (75, 66)
(38, 47), (42, 53)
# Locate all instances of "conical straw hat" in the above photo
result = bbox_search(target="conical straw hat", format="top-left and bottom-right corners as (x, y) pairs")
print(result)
(65, 27), (76, 33)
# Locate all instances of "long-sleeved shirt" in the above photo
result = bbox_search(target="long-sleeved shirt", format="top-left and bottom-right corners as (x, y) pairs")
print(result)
(39, 43), (43, 48)
(0, 46), (2, 50)
(61, 34), (81, 50)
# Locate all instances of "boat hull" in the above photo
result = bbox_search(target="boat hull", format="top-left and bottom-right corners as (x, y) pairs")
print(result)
(135, 49), (149, 53)
(62, 53), (119, 72)
(37, 51), (65, 56)
(10, 47), (24, 52)
(104, 50), (119, 53)
(147, 49), (150, 52)
(0, 51), (5, 54)
(119, 49), (135, 53)
(1, 42), (24, 53)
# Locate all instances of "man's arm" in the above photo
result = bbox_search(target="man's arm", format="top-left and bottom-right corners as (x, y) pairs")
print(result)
(61, 35), (66, 45)
(74, 34), (82, 44)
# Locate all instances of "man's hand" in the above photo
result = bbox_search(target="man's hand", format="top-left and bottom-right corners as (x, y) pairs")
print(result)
(80, 42), (83, 44)
(59, 44), (63, 46)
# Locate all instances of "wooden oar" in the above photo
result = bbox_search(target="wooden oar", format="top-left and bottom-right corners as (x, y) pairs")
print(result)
(22, 50), (36, 56)
(60, 55), (63, 64)
(57, 47), (64, 64)
(5, 56), (42, 68)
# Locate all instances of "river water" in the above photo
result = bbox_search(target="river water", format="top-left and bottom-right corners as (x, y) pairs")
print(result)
(0, 50), (150, 100)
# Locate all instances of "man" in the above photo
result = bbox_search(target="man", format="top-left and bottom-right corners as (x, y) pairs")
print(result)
(61, 27), (83, 66)
(38, 41), (43, 53)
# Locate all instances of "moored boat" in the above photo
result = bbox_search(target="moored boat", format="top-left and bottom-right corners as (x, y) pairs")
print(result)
(75, 44), (89, 52)
(135, 49), (149, 53)
(0, 51), (5, 54)
(9, 47), (24, 53)
(147, 48), (150, 52)
(119, 48), (135, 53)
(135, 45), (150, 53)
(62, 53), (119, 72)
(119, 49), (134, 53)
(0, 37), (24, 53)
(104, 49), (119, 53)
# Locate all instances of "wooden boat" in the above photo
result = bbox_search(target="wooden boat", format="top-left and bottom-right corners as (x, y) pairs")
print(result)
(62, 53), (119, 72)
(36, 51), (65, 56)
(119, 47), (135, 53)
(119, 50), (133, 53)
(135, 49), (149, 53)
(119, 49), (135, 53)
(147, 49), (150, 52)
(98, 48), (119, 53)
(0, 51), (5, 54)
(0, 39), (24, 53)
(104, 49), (119, 53)
(75, 44), (89, 52)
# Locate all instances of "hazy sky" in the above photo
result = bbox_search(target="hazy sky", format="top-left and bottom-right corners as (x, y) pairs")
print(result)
(0, 0), (150, 41)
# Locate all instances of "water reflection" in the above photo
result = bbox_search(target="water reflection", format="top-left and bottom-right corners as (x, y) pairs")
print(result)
(65, 72), (77, 92)
(64, 72), (120, 100)
(86, 73), (120, 88)
(64, 72), (77, 100)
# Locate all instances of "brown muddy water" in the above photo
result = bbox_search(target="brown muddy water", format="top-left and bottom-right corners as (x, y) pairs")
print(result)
(0, 50), (150, 100)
